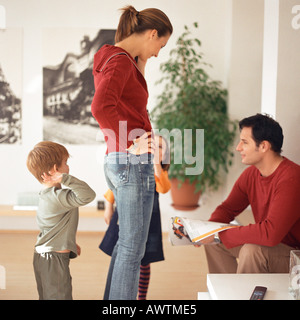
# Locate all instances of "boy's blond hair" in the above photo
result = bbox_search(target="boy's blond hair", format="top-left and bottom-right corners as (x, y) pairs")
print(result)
(27, 141), (69, 183)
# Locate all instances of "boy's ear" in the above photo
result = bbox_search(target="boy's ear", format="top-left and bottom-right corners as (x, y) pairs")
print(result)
(48, 164), (57, 175)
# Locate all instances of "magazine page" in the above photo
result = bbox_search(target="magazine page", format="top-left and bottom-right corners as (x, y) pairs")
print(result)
(169, 217), (194, 246)
(181, 217), (238, 243)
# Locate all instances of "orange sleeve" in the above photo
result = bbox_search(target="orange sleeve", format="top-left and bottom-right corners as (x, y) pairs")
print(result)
(155, 170), (171, 194)
(104, 189), (115, 204)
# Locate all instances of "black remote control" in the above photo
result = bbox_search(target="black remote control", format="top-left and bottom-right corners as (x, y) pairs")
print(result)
(250, 286), (267, 300)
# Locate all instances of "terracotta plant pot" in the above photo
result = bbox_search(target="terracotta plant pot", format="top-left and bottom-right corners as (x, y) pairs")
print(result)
(170, 178), (201, 211)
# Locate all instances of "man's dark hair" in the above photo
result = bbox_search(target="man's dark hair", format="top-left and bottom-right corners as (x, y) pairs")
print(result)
(239, 113), (283, 154)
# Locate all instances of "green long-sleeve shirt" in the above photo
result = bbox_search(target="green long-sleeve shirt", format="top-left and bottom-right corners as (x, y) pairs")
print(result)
(35, 174), (96, 258)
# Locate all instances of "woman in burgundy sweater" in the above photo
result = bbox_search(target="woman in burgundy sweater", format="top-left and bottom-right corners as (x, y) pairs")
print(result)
(91, 6), (172, 300)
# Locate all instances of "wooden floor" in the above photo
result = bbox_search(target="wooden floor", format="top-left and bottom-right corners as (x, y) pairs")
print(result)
(0, 231), (208, 300)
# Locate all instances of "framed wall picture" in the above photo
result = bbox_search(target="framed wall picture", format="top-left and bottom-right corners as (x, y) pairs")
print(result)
(43, 28), (115, 144)
(0, 28), (22, 144)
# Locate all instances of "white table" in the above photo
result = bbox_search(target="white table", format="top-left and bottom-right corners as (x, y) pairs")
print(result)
(198, 273), (294, 300)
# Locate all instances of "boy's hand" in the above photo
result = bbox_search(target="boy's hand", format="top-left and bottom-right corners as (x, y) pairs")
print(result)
(41, 171), (63, 184)
(76, 244), (81, 256)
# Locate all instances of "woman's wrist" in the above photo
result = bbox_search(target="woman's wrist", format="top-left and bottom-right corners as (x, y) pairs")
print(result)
(126, 132), (154, 155)
(127, 140), (138, 154)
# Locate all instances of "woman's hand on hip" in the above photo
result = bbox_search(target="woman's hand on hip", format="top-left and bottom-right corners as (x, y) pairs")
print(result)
(127, 132), (155, 155)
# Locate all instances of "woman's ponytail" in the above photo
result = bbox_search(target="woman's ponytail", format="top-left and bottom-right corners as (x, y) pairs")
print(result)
(115, 6), (139, 43)
(115, 5), (173, 43)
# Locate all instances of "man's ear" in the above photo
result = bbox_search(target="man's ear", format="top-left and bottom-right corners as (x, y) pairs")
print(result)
(260, 140), (271, 153)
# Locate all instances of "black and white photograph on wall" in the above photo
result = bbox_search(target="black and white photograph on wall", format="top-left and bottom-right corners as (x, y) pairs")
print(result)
(43, 28), (115, 144)
(0, 28), (22, 144)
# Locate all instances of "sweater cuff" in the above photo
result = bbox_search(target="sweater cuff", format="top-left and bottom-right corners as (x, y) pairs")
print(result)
(61, 173), (69, 185)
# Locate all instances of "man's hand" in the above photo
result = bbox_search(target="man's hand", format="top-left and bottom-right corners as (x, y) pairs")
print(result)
(194, 235), (217, 247)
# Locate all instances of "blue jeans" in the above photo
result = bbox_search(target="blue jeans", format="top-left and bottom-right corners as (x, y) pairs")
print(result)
(103, 152), (155, 300)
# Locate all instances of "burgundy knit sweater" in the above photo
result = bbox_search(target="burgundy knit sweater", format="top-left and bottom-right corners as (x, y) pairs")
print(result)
(91, 45), (151, 153)
(210, 158), (300, 249)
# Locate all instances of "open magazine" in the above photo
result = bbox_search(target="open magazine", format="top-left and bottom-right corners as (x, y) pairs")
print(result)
(170, 216), (238, 246)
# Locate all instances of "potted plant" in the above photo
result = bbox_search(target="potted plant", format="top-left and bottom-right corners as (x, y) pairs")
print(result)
(151, 23), (237, 210)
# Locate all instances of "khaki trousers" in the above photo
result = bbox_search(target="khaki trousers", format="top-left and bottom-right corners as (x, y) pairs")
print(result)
(204, 243), (293, 273)
(33, 251), (72, 300)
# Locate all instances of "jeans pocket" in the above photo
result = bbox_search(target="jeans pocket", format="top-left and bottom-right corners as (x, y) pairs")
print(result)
(105, 153), (129, 188)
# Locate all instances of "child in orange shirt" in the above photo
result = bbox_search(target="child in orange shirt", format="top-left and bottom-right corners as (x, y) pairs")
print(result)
(99, 135), (171, 300)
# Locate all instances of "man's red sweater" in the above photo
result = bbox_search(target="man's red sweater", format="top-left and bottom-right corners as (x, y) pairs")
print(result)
(91, 45), (151, 153)
(210, 158), (300, 249)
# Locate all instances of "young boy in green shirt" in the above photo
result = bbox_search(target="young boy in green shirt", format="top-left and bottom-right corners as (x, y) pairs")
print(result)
(27, 141), (96, 299)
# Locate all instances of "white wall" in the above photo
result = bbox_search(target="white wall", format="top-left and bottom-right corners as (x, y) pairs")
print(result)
(276, 0), (300, 163)
(225, 0), (264, 195)
(225, 0), (300, 210)
(0, 0), (232, 229)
